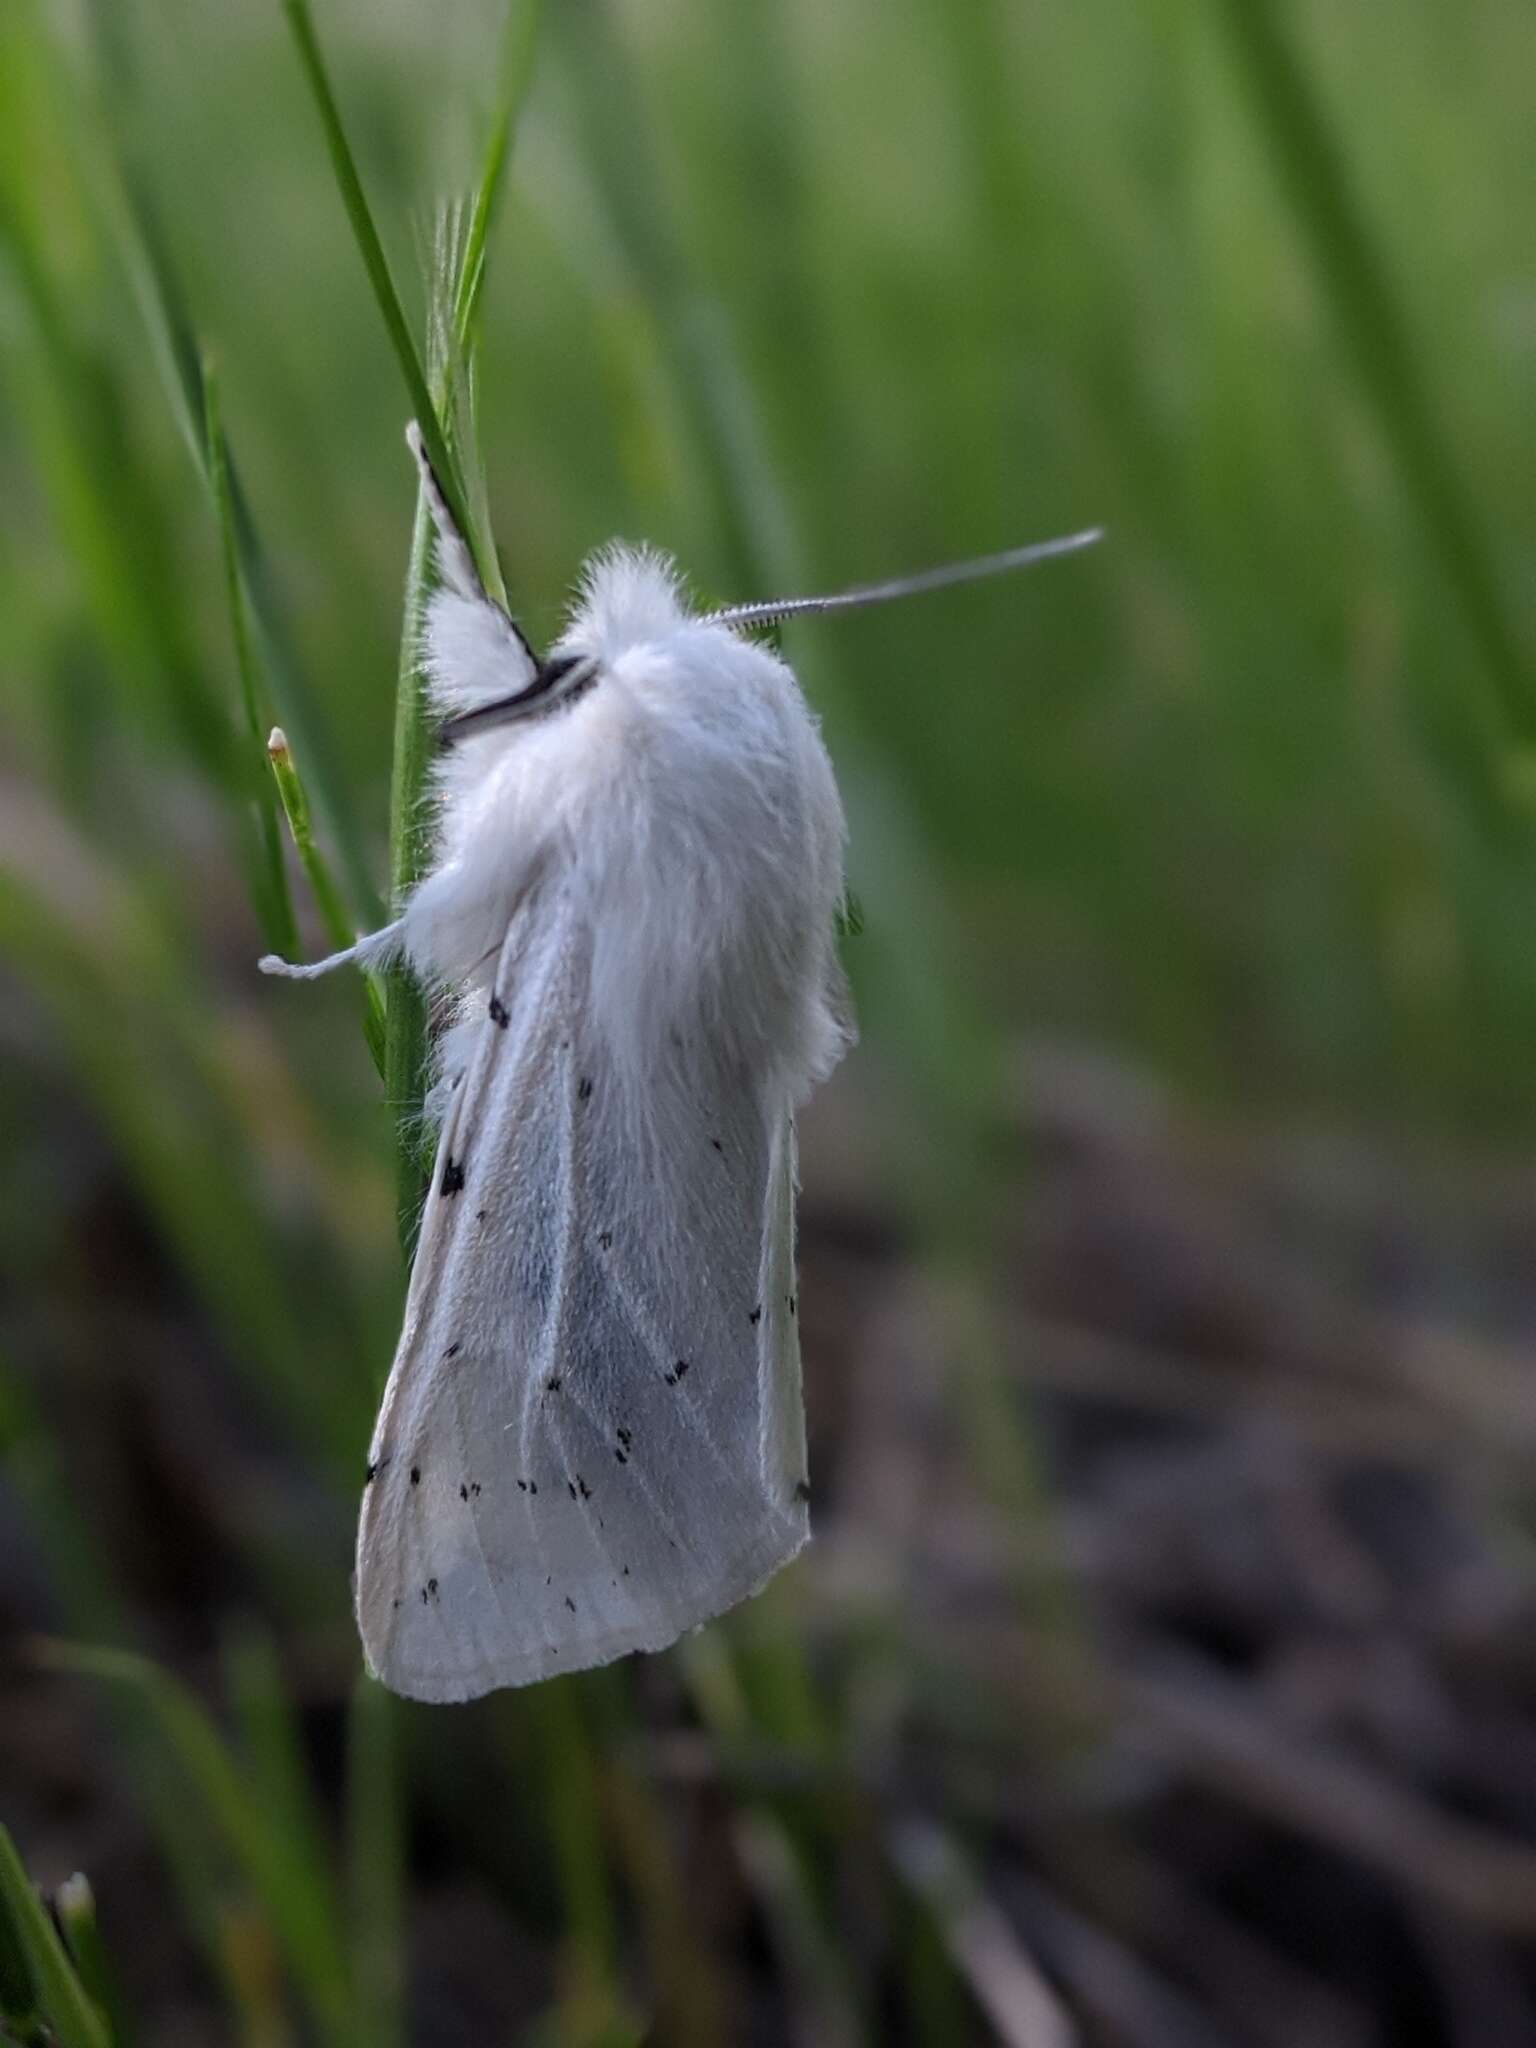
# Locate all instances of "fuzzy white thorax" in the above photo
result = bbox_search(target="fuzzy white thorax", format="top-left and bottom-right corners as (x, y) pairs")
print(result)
(411, 544), (851, 1119)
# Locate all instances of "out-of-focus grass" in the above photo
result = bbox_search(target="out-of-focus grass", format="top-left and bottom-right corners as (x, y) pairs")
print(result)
(1, 0), (1533, 2037)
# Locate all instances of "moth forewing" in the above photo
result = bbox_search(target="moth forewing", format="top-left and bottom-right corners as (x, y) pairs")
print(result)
(355, 904), (812, 1702)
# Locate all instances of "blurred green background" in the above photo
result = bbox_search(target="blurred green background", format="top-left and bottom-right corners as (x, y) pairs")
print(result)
(4, 0), (1536, 2042)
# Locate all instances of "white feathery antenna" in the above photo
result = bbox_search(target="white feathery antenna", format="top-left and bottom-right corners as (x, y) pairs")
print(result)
(707, 527), (1104, 632)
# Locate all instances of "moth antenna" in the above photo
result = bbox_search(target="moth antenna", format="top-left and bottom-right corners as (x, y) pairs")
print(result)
(706, 526), (1104, 631)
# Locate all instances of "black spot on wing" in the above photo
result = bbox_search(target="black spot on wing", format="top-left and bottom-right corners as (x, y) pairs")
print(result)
(410, 1466), (421, 1486)
(445, 1342), (461, 1359)
(748, 1305), (762, 1326)
(441, 1157), (466, 1197)
(577, 1075), (593, 1102)
(545, 1376), (562, 1393)
(793, 1479), (811, 1504)
(489, 992), (510, 1027)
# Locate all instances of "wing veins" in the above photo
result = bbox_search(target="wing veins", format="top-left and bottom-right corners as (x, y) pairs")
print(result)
(592, 1185), (760, 1508)
(544, 1021), (701, 1586)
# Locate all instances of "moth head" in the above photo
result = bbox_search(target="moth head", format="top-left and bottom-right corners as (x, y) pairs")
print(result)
(437, 548), (688, 747)
(438, 650), (601, 747)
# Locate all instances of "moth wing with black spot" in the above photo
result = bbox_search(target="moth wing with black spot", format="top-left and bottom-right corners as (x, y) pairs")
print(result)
(355, 894), (809, 1702)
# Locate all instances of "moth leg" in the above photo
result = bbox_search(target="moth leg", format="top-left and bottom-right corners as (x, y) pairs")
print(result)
(258, 916), (405, 980)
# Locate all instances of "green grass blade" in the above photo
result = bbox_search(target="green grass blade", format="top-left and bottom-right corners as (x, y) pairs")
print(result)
(224, 1631), (355, 2046)
(265, 728), (357, 952)
(344, 1679), (404, 2048)
(1210, 0), (1529, 751)
(35, 1643), (261, 1871)
(521, 1681), (619, 1988)
(676, 1634), (861, 2040)
(69, 75), (380, 917)
(267, 727), (387, 1076)
(0, 1827), (110, 2048)
(600, 1763), (726, 2048)
(0, 1831), (43, 2040)
(451, 0), (545, 369)
(38, 1644), (353, 2047)
(280, 0), (470, 551)
(0, 856), (370, 1470)
(383, 481), (436, 1249)
(205, 358), (299, 959)
(0, 1355), (126, 1649)
(54, 1876), (130, 2048)
(0, 188), (232, 782)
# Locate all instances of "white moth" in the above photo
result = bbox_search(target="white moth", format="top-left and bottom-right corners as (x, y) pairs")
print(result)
(262, 424), (1099, 1701)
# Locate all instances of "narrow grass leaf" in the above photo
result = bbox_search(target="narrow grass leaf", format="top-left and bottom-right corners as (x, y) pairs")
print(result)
(268, 726), (387, 1076)
(67, 62), (378, 913)
(54, 1876), (129, 2048)
(225, 1631), (355, 2045)
(1211, 0), (1529, 755)
(452, 0), (545, 365)
(384, 484), (436, 1248)
(344, 1678), (404, 2048)
(0, 188), (231, 780)
(0, 855), (368, 1470)
(280, 0), (472, 562)
(0, 1835), (42, 2038)
(601, 1763), (727, 2048)
(205, 358), (299, 959)
(0, 1827), (110, 2048)
(676, 1634), (861, 2038)
(521, 1681), (620, 1987)
(38, 1644), (352, 2048)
